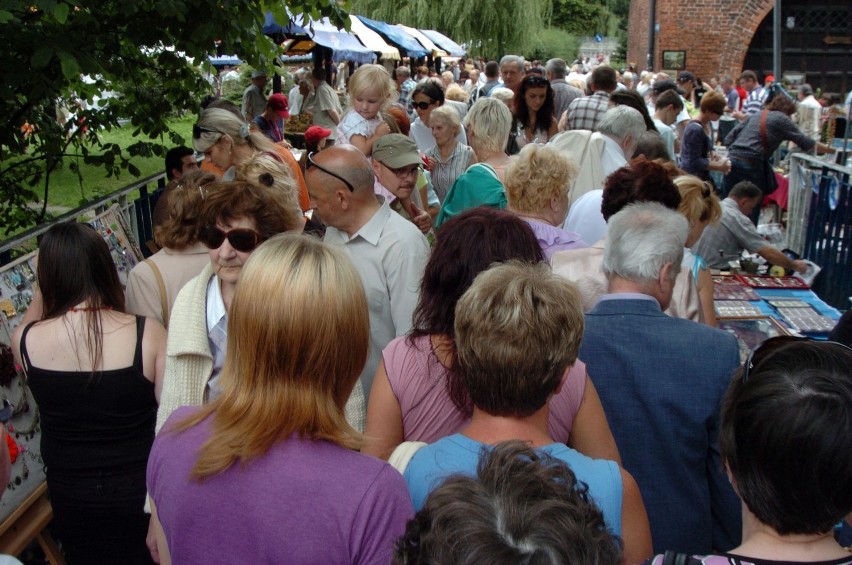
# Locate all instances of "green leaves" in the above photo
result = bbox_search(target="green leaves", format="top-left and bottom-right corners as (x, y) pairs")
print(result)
(54, 2), (69, 24)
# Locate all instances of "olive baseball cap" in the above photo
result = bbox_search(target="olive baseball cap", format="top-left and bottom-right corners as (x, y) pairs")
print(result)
(372, 134), (423, 168)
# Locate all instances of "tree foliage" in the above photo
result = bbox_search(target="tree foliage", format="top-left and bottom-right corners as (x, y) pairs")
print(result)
(0, 0), (346, 232)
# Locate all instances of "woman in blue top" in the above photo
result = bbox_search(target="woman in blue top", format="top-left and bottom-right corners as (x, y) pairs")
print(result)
(680, 91), (731, 184)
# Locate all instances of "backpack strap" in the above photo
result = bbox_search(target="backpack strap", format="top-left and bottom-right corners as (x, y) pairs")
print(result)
(760, 110), (769, 151)
(144, 259), (169, 328)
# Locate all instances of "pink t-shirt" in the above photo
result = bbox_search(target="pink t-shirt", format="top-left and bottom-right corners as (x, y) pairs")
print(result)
(383, 334), (586, 443)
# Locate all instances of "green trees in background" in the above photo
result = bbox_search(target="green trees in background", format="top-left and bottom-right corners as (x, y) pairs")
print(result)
(0, 0), (344, 232)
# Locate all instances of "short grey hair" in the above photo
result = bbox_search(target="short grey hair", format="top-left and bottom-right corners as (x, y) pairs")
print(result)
(602, 202), (687, 286)
(545, 58), (568, 79)
(799, 83), (814, 96)
(597, 106), (646, 143)
(499, 55), (525, 73)
(396, 65), (411, 78)
(464, 97), (512, 155)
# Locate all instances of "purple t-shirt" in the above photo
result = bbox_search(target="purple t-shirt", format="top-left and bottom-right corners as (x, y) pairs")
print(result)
(384, 334), (587, 443)
(523, 218), (588, 260)
(148, 407), (413, 564)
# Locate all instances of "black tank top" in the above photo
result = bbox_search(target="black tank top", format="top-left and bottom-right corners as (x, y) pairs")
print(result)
(21, 316), (157, 474)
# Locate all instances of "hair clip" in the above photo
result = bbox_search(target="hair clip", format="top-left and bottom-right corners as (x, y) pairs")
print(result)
(239, 123), (250, 139)
(258, 173), (274, 187)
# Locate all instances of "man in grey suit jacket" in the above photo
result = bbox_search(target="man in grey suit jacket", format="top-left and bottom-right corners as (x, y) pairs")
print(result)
(579, 203), (741, 554)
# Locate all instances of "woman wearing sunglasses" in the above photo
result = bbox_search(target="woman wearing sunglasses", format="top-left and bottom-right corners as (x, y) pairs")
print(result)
(148, 235), (413, 563)
(646, 337), (852, 565)
(408, 79), (467, 153)
(155, 180), (307, 436)
(511, 75), (558, 152)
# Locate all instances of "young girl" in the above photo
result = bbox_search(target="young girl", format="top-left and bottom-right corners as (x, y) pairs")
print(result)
(337, 64), (396, 156)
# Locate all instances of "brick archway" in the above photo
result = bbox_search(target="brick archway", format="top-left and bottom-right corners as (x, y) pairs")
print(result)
(627, 0), (775, 80)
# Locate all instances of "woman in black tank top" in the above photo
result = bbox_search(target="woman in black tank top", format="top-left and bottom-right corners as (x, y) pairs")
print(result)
(11, 222), (166, 565)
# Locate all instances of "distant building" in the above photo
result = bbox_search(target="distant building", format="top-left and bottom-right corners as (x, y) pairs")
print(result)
(578, 36), (619, 64)
(627, 0), (851, 97)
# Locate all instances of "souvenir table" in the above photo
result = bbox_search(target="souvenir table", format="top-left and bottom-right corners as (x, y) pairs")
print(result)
(713, 273), (842, 360)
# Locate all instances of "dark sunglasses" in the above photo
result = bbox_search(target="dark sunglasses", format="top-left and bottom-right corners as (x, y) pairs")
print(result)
(413, 100), (435, 110)
(306, 152), (354, 192)
(524, 76), (549, 87)
(193, 123), (220, 139)
(743, 336), (852, 382)
(199, 225), (264, 253)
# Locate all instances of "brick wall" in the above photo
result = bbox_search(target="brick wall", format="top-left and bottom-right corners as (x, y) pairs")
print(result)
(627, 0), (774, 81)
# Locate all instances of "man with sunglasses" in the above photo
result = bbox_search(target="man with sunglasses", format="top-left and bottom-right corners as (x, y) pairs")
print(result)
(578, 202), (741, 555)
(305, 145), (429, 398)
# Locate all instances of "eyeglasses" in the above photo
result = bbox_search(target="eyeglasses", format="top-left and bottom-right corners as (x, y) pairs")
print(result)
(199, 225), (264, 253)
(306, 152), (354, 192)
(413, 100), (435, 110)
(193, 123), (220, 139)
(382, 162), (421, 178)
(742, 336), (852, 383)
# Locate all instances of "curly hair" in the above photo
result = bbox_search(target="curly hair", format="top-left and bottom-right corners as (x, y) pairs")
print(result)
(154, 170), (219, 250)
(394, 441), (622, 565)
(505, 144), (577, 214)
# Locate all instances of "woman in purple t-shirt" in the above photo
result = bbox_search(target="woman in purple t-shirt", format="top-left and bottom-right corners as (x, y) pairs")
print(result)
(148, 235), (412, 564)
(363, 208), (620, 464)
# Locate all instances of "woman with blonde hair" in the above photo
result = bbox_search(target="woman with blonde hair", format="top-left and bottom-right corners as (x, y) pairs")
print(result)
(506, 144), (587, 259)
(337, 64), (396, 156)
(674, 175), (722, 326)
(424, 105), (475, 203)
(436, 97), (512, 227)
(148, 235), (412, 563)
(235, 152), (304, 222)
(192, 107), (280, 181)
(126, 170), (216, 327)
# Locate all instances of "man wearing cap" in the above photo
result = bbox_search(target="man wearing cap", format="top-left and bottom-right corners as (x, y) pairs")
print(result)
(371, 134), (433, 234)
(252, 93), (290, 144)
(677, 71), (699, 118)
(305, 145), (430, 398)
(242, 70), (268, 122)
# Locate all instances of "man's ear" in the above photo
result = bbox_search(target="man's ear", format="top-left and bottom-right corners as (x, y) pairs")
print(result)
(371, 159), (382, 179)
(658, 262), (673, 292)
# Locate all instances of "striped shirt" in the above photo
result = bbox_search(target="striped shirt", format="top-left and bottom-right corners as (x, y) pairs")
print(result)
(425, 142), (475, 203)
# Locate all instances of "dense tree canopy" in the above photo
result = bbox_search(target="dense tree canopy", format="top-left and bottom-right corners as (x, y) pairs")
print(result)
(0, 0), (345, 232)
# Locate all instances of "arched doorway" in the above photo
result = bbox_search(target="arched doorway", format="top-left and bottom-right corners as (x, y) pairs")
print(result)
(743, 0), (851, 98)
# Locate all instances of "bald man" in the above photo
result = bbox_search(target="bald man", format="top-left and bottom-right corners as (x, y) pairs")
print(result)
(306, 146), (430, 397)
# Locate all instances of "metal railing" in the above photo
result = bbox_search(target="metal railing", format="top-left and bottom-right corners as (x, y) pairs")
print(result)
(788, 153), (852, 309)
(0, 173), (167, 263)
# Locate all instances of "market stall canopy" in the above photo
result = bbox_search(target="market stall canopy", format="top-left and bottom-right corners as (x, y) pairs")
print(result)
(349, 15), (400, 60)
(397, 25), (447, 58)
(420, 30), (465, 57)
(355, 15), (429, 58)
(264, 12), (376, 64)
(209, 55), (243, 67)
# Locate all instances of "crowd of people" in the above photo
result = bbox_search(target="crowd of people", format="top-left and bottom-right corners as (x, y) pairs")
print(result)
(6, 52), (851, 565)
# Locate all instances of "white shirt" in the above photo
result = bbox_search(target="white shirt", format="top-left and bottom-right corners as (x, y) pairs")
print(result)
(600, 134), (628, 179)
(409, 116), (467, 153)
(288, 85), (302, 115)
(323, 199), (430, 397)
(563, 189), (607, 246)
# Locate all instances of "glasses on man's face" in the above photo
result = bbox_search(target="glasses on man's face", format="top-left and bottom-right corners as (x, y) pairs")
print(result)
(413, 100), (434, 110)
(193, 123), (220, 139)
(199, 225), (264, 253)
(306, 152), (355, 192)
(742, 336), (852, 382)
(383, 163), (421, 178)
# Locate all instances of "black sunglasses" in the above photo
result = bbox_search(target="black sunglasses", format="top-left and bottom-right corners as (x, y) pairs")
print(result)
(524, 76), (549, 87)
(413, 100), (435, 110)
(743, 336), (852, 382)
(306, 152), (354, 192)
(193, 123), (220, 139)
(199, 225), (264, 253)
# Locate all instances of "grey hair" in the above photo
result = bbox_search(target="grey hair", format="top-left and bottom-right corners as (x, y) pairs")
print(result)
(396, 65), (411, 78)
(193, 107), (275, 154)
(602, 202), (687, 285)
(490, 87), (514, 104)
(464, 97), (512, 155)
(499, 55), (525, 73)
(597, 106), (646, 143)
(545, 58), (568, 78)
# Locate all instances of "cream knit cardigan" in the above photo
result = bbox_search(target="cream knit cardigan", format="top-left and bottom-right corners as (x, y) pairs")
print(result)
(155, 264), (367, 434)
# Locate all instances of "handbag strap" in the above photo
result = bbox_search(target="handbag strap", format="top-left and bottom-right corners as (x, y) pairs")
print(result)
(144, 259), (169, 329)
(760, 110), (769, 151)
